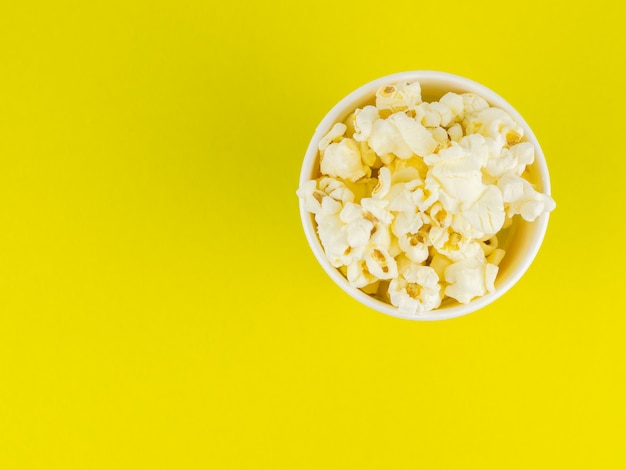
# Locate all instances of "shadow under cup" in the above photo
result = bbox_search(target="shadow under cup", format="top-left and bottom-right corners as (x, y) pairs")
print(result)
(299, 71), (552, 321)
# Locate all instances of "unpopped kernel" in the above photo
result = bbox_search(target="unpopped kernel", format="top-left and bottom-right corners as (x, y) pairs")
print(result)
(297, 80), (555, 315)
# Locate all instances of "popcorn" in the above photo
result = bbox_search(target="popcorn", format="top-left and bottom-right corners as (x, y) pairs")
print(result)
(361, 197), (393, 226)
(315, 209), (350, 268)
(420, 102), (442, 128)
(298, 79), (555, 314)
(464, 107), (524, 146)
(375, 80), (422, 112)
(296, 178), (354, 215)
(439, 92), (464, 123)
(320, 137), (370, 182)
(367, 111), (439, 160)
(392, 211), (430, 263)
(498, 173), (556, 221)
(388, 156), (427, 182)
(444, 257), (498, 304)
(387, 112), (439, 157)
(429, 126), (449, 147)
(484, 141), (535, 181)
(447, 123), (463, 142)
(347, 259), (377, 288)
(371, 166), (392, 199)
(429, 228), (484, 262)
(388, 262), (441, 314)
(364, 246), (398, 280)
(341, 203), (374, 249)
(461, 92), (490, 115)
(450, 184), (506, 239)
(368, 118), (414, 159)
(353, 105), (379, 142)
(406, 177), (440, 212)
(428, 146), (484, 214)
(318, 177), (355, 204)
(318, 122), (347, 151)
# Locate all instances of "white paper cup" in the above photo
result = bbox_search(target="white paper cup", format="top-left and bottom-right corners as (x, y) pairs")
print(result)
(299, 71), (552, 320)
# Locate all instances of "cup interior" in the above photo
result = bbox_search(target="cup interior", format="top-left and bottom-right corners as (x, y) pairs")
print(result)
(299, 71), (551, 320)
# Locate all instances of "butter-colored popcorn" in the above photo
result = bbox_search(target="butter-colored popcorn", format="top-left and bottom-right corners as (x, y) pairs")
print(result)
(428, 201), (452, 229)
(367, 112), (438, 159)
(364, 246), (398, 280)
(341, 203), (374, 249)
(388, 261), (441, 314)
(368, 118), (414, 159)
(484, 141), (535, 182)
(444, 257), (498, 304)
(484, 150), (521, 181)
(439, 92), (464, 123)
(510, 141), (535, 167)
(406, 177), (440, 212)
(464, 107), (524, 146)
(340, 201), (392, 252)
(429, 252), (453, 280)
(388, 156), (427, 182)
(318, 177), (355, 205)
(447, 123), (463, 142)
(375, 81), (422, 112)
(359, 140), (378, 167)
(320, 138), (370, 182)
(460, 92), (490, 115)
(371, 166), (392, 199)
(420, 102), (442, 128)
(353, 105), (379, 142)
(428, 147), (484, 214)
(392, 211), (430, 263)
(298, 79), (555, 314)
(429, 126), (449, 148)
(361, 197), (393, 226)
(450, 184), (506, 239)
(297, 180), (324, 215)
(458, 134), (490, 168)
(498, 173), (556, 222)
(347, 259), (378, 288)
(319, 122), (348, 151)
(297, 178), (355, 215)
(315, 203), (350, 268)
(388, 112), (439, 157)
(429, 228), (485, 262)
(427, 101), (455, 128)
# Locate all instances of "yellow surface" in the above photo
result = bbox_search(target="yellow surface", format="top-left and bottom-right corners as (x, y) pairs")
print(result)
(1, 1), (624, 468)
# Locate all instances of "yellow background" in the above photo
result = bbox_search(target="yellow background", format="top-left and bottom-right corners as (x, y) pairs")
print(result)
(1, 1), (625, 468)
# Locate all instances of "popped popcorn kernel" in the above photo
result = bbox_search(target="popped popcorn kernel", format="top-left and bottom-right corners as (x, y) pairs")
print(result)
(376, 80), (422, 112)
(319, 122), (347, 151)
(498, 173), (556, 221)
(444, 257), (498, 304)
(447, 123), (463, 142)
(320, 138), (370, 182)
(439, 92), (464, 122)
(318, 177), (355, 204)
(347, 259), (377, 288)
(365, 246), (398, 280)
(464, 107), (524, 147)
(297, 79), (555, 314)
(388, 263), (441, 314)
(460, 92), (490, 115)
(353, 105), (379, 142)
